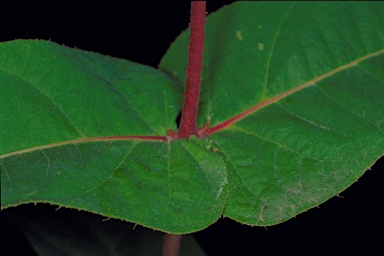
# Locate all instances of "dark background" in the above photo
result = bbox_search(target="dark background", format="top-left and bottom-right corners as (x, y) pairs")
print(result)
(1, 2), (383, 255)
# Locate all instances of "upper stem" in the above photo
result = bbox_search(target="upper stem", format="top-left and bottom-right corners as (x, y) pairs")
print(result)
(176, 1), (206, 138)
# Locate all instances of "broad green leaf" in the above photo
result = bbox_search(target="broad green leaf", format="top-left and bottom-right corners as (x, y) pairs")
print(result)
(1, 1), (384, 235)
(0, 40), (228, 234)
(160, 2), (384, 225)
(9, 205), (206, 256)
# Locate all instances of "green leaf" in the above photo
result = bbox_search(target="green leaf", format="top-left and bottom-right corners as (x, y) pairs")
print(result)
(1, 1), (384, 235)
(0, 40), (228, 234)
(160, 1), (384, 225)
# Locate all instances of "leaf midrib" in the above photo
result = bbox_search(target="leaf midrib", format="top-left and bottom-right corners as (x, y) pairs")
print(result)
(205, 49), (384, 136)
(0, 135), (168, 159)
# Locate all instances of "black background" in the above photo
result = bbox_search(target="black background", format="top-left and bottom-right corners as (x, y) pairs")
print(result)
(1, 2), (383, 255)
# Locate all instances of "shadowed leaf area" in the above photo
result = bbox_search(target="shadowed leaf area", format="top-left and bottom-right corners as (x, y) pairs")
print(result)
(6, 204), (206, 256)
(1, 1), (384, 234)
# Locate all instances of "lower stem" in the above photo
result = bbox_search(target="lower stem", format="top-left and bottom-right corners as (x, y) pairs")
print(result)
(162, 234), (182, 256)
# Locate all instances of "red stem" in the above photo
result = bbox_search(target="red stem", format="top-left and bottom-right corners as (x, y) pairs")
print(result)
(176, 1), (206, 138)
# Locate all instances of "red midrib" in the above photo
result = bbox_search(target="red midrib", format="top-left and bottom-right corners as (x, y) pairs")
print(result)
(202, 49), (384, 137)
(1, 135), (168, 159)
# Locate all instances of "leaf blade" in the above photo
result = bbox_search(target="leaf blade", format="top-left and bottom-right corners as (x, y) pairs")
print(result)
(1, 139), (228, 233)
(0, 40), (227, 233)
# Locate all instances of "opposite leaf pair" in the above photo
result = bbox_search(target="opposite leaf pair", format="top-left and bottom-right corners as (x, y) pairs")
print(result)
(1, 2), (383, 234)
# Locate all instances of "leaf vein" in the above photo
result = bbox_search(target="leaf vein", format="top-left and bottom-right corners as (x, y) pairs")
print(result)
(0, 159), (13, 189)
(315, 86), (384, 136)
(1, 69), (86, 137)
(262, 2), (296, 99)
(227, 126), (333, 162)
(68, 142), (139, 199)
(276, 103), (345, 135)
